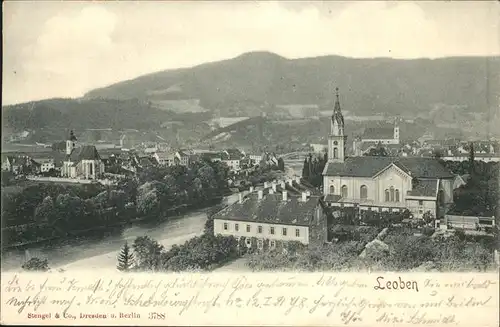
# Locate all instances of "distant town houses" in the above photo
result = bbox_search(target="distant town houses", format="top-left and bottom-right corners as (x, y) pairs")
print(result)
(361, 124), (400, 145)
(8, 130), (30, 142)
(247, 154), (263, 165)
(352, 124), (400, 156)
(154, 151), (178, 166)
(221, 148), (245, 172)
(1, 154), (40, 175)
(34, 158), (55, 173)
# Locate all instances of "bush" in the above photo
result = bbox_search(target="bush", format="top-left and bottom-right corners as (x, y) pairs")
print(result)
(161, 234), (239, 271)
(238, 237), (248, 255)
(421, 227), (435, 237)
(22, 257), (50, 271)
(455, 229), (466, 241)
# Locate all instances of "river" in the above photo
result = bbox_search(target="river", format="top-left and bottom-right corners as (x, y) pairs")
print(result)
(1, 163), (303, 273)
(1, 193), (241, 272)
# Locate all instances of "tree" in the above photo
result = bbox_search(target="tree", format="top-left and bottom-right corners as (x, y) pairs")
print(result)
(34, 196), (54, 224)
(136, 184), (159, 215)
(132, 236), (164, 271)
(22, 257), (50, 271)
(117, 241), (135, 271)
(469, 142), (475, 175)
(302, 158), (309, 178)
(365, 144), (388, 157)
(422, 211), (434, 225)
(277, 158), (285, 171)
(432, 149), (444, 159)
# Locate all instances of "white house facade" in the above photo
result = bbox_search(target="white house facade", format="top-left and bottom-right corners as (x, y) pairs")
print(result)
(212, 190), (328, 248)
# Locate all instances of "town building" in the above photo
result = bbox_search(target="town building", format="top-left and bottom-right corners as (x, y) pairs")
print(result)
(1, 155), (15, 172)
(34, 158), (55, 173)
(322, 89), (455, 220)
(61, 131), (105, 179)
(154, 151), (178, 166)
(247, 153), (263, 165)
(221, 149), (245, 172)
(360, 124), (400, 145)
(212, 187), (328, 249)
(175, 150), (191, 166)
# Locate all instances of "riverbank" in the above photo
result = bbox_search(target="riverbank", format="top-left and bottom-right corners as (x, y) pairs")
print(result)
(1, 193), (240, 272)
(2, 195), (223, 251)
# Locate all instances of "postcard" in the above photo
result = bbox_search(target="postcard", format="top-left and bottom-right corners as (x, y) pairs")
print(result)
(1, 1), (499, 326)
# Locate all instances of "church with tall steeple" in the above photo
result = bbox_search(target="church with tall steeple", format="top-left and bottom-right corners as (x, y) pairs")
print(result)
(322, 87), (455, 220)
(61, 130), (105, 180)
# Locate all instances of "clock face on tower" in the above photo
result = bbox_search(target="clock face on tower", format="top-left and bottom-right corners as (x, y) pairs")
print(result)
(334, 141), (338, 145)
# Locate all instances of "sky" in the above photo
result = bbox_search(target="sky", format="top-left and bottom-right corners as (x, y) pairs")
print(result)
(3, 1), (500, 105)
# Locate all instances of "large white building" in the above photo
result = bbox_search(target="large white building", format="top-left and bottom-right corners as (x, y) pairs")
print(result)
(322, 89), (455, 220)
(212, 184), (328, 249)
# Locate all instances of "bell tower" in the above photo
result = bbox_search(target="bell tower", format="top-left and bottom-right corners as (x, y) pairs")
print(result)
(328, 87), (347, 162)
(66, 130), (77, 156)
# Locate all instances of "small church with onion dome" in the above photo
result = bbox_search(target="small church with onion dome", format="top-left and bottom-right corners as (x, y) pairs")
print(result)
(61, 130), (105, 180)
(322, 88), (455, 220)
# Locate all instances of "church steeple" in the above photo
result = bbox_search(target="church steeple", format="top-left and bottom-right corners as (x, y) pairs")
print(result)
(328, 87), (347, 162)
(66, 130), (77, 155)
(331, 87), (345, 136)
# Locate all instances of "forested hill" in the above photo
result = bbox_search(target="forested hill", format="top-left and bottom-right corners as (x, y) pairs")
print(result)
(2, 98), (179, 131)
(84, 51), (500, 115)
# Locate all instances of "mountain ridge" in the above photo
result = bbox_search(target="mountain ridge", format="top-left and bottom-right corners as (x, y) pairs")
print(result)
(83, 51), (500, 115)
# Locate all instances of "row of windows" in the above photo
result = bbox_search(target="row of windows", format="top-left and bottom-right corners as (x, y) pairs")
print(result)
(240, 238), (277, 250)
(223, 223), (301, 237)
(329, 184), (401, 203)
(329, 184), (367, 199)
(384, 187), (400, 202)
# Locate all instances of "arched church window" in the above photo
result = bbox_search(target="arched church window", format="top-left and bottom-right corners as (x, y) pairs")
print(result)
(385, 189), (390, 202)
(329, 185), (335, 194)
(395, 189), (400, 202)
(341, 185), (348, 198)
(390, 187), (395, 202)
(333, 148), (338, 158)
(360, 185), (368, 200)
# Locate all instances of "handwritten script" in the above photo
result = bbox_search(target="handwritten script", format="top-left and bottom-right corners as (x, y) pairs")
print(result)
(1, 272), (498, 326)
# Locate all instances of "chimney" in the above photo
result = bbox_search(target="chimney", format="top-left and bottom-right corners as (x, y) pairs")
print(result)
(272, 182), (277, 192)
(295, 177), (301, 184)
(288, 179), (293, 186)
(258, 190), (263, 200)
(282, 190), (288, 201)
(238, 193), (243, 204)
(301, 192), (307, 202)
(249, 186), (254, 192)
